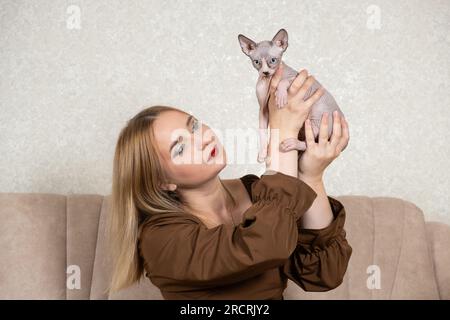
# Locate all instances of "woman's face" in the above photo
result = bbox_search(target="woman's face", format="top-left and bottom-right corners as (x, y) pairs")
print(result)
(152, 110), (227, 188)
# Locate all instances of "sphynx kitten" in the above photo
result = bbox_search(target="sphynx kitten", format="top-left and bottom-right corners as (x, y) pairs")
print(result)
(238, 28), (346, 165)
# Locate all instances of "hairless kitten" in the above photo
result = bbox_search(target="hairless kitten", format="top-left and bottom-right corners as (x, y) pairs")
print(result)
(238, 28), (346, 166)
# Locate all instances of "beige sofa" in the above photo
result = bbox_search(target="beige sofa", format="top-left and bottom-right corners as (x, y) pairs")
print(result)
(0, 192), (449, 300)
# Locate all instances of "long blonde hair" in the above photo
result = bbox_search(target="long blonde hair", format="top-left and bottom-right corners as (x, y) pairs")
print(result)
(106, 105), (186, 294)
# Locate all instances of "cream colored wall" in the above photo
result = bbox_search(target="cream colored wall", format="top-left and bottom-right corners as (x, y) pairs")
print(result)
(0, 0), (448, 224)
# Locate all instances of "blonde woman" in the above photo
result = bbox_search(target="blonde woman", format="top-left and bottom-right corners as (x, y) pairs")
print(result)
(107, 65), (352, 300)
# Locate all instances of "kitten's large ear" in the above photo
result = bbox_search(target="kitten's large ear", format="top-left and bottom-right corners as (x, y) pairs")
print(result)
(272, 28), (288, 52)
(238, 34), (256, 56)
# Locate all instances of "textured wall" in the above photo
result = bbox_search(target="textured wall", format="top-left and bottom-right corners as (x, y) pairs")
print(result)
(0, 0), (449, 224)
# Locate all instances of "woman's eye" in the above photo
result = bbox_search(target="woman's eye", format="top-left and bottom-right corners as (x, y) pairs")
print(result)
(270, 57), (277, 63)
(175, 119), (198, 157)
(253, 60), (259, 64)
(176, 144), (184, 156)
(176, 119), (198, 156)
(191, 119), (199, 132)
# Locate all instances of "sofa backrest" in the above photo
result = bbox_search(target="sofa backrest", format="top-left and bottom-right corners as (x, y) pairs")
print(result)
(0, 193), (444, 299)
(0, 193), (68, 299)
(287, 195), (440, 299)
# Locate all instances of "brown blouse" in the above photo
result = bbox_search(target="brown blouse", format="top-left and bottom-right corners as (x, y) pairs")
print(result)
(138, 171), (353, 300)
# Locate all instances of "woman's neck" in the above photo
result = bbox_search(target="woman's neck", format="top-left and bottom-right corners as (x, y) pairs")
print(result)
(179, 176), (236, 226)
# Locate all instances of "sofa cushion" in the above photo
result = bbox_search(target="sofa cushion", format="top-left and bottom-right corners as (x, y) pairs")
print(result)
(426, 221), (450, 299)
(0, 193), (67, 299)
(66, 194), (104, 299)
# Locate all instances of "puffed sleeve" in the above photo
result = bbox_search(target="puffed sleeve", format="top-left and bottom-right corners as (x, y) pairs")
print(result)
(138, 171), (318, 291)
(282, 196), (353, 292)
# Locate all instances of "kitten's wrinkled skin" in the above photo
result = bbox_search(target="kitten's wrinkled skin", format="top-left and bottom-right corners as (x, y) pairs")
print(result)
(238, 28), (346, 165)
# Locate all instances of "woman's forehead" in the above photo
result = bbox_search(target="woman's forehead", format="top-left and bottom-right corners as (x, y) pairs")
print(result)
(155, 110), (188, 130)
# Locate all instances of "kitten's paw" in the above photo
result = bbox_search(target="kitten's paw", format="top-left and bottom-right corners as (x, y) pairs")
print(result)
(279, 138), (306, 152)
(257, 148), (268, 163)
(257, 154), (266, 163)
(276, 89), (288, 108)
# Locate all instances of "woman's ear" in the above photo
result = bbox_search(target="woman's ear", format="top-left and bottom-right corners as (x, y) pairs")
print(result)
(160, 182), (177, 192)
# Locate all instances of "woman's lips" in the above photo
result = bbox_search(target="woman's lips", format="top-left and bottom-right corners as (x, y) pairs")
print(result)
(207, 144), (217, 161)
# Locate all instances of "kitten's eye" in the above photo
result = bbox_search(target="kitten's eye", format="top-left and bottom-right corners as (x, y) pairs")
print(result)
(253, 59), (260, 65)
(270, 57), (277, 64)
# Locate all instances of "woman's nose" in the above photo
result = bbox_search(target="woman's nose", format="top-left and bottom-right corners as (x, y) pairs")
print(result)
(200, 133), (215, 150)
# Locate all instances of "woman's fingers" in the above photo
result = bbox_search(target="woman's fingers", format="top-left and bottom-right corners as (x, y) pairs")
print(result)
(318, 112), (329, 146)
(344, 117), (349, 141)
(269, 62), (284, 96)
(304, 118), (315, 147)
(294, 75), (315, 102)
(304, 86), (325, 108)
(288, 69), (308, 95)
(329, 111), (342, 148)
(336, 117), (349, 151)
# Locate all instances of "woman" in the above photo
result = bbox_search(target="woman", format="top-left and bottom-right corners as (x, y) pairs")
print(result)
(106, 65), (352, 299)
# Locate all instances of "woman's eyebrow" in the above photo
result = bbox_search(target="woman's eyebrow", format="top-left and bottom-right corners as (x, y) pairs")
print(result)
(169, 114), (193, 152)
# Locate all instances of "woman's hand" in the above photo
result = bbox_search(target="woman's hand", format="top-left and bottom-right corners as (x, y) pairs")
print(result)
(298, 111), (350, 182)
(267, 63), (325, 136)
